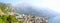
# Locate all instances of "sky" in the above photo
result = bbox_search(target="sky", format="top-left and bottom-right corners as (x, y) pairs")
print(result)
(0, 0), (22, 4)
(48, 0), (60, 13)
(0, 0), (60, 13)
(0, 0), (47, 7)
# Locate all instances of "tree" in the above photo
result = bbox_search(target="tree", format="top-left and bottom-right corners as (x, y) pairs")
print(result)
(0, 2), (19, 23)
(7, 15), (18, 23)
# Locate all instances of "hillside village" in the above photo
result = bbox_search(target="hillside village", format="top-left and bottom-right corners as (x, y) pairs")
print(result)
(0, 2), (48, 23)
(14, 13), (48, 23)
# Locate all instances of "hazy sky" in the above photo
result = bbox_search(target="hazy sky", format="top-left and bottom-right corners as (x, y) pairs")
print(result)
(0, 0), (60, 13)
(0, 0), (22, 4)
(48, 0), (60, 13)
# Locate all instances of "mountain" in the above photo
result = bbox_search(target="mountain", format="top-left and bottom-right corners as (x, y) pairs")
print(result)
(13, 3), (60, 19)
(14, 6), (40, 15)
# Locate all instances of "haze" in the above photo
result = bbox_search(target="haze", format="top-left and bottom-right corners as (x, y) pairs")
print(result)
(0, 0), (60, 23)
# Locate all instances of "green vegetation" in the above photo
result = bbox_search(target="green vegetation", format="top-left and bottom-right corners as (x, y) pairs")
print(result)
(0, 2), (20, 23)
(0, 15), (19, 23)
